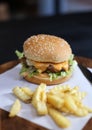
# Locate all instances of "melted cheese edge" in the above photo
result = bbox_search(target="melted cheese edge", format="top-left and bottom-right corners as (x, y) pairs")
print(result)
(27, 60), (69, 72)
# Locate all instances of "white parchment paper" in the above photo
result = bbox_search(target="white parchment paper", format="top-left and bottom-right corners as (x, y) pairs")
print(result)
(0, 64), (92, 130)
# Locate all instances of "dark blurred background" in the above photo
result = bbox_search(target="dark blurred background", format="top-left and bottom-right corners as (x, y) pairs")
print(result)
(0, 0), (92, 64)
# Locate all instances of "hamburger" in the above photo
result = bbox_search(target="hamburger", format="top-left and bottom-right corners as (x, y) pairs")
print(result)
(15, 34), (77, 85)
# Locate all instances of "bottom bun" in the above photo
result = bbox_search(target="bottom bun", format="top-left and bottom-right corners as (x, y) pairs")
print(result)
(23, 73), (72, 85)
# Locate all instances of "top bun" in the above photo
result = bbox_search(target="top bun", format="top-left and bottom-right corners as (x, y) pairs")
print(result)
(23, 34), (72, 63)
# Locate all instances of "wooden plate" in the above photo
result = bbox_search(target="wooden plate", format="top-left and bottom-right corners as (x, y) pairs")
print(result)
(0, 56), (92, 130)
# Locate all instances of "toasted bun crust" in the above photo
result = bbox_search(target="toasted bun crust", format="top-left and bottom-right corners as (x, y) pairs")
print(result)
(23, 73), (72, 85)
(23, 34), (72, 63)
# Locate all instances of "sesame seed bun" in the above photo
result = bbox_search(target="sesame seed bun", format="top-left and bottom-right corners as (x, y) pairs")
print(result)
(23, 72), (72, 85)
(23, 34), (72, 63)
(21, 34), (73, 85)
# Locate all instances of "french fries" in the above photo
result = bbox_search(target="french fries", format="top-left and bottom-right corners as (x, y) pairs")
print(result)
(13, 86), (33, 103)
(47, 104), (70, 128)
(21, 87), (33, 97)
(32, 83), (48, 115)
(10, 84), (92, 128)
(64, 95), (78, 113)
(9, 99), (21, 117)
(49, 85), (71, 95)
(47, 94), (64, 109)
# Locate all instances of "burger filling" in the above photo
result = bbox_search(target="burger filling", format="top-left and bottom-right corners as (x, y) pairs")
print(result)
(15, 50), (77, 81)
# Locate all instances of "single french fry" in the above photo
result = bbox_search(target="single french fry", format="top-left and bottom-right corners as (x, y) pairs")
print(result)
(36, 101), (48, 115)
(13, 86), (31, 103)
(74, 108), (88, 117)
(48, 90), (65, 99)
(48, 105), (70, 128)
(60, 107), (70, 113)
(74, 91), (87, 100)
(32, 83), (46, 107)
(71, 95), (82, 104)
(32, 83), (48, 115)
(41, 91), (47, 102)
(21, 87), (33, 97)
(49, 85), (71, 94)
(9, 99), (21, 117)
(76, 103), (92, 113)
(69, 86), (79, 95)
(47, 94), (64, 109)
(84, 106), (92, 113)
(64, 95), (78, 112)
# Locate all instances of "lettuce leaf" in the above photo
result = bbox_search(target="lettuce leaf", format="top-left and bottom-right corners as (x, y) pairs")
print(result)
(48, 54), (77, 81)
(20, 63), (39, 77)
(19, 54), (77, 81)
(49, 71), (69, 81)
(15, 50), (24, 59)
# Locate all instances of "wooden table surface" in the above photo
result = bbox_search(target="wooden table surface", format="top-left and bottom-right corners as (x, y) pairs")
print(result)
(0, 56), (92, 130)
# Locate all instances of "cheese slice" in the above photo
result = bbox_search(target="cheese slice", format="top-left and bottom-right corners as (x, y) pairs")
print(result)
(32, 61), (69, 72)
